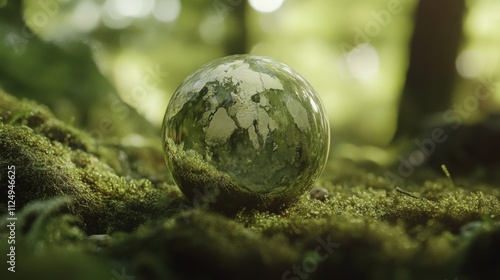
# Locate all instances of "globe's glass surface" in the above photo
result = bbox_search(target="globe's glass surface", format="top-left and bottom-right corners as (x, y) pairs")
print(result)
(162, 55), (330, 210)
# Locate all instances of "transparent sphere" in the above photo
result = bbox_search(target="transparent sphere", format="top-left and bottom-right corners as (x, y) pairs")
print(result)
(162, 55), (330, 211)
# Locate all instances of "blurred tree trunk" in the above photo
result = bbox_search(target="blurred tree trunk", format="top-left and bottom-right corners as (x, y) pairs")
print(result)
(225, 2), (247, 55)
(393, 0), (466, 140)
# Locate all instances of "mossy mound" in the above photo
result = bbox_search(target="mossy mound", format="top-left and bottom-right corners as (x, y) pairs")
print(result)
(1, 90), (499, 280)
(0, 90), (183, 233)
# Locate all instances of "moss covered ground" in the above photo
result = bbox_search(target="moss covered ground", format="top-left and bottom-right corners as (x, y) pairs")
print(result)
(1, 89), (499, 280)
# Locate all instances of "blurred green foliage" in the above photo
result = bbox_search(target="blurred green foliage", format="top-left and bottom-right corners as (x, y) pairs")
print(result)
(1, 0), (499, 150)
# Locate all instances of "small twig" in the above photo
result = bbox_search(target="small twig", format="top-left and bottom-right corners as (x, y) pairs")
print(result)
(441, 164), (454, 188)
(395, 187), (435, 204)
(395, 187), (420, 199)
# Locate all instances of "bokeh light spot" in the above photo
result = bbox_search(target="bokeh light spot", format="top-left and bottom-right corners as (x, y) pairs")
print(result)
(345, 44), (380, 81)
(249, 0), (285, 13)
(456, 50), (484, 78)
(70, 0), (101, 33)
(153, 0), (181, 22)
(110, 0), (155, 18)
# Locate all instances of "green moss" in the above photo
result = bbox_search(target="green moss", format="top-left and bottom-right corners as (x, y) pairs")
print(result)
(0, 89), (499, 279)
(0, 90), (184, 233)
(0, 197), (112, 280)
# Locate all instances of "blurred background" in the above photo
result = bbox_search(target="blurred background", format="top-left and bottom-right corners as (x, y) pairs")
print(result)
(1, 0), (499, 167)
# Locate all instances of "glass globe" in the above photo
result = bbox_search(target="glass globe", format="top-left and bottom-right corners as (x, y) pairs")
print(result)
(162, 55), (330, 211)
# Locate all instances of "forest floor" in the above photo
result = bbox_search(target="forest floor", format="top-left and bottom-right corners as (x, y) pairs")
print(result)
(1, 90), (499, 280)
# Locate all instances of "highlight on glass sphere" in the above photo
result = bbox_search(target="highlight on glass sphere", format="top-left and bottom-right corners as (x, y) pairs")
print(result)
(162, 54), (330, 212)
